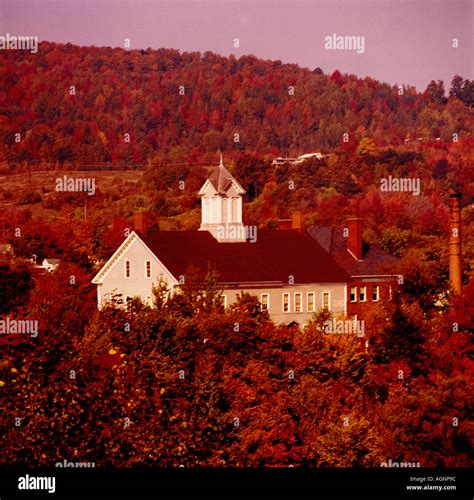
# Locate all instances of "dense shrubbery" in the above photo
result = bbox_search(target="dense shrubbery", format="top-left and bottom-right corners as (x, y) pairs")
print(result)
(1, 269), (472, 467)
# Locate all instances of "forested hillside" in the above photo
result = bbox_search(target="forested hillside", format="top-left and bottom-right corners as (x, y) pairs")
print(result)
(0, 42), (472, 166)
(0, 43), (473, 282)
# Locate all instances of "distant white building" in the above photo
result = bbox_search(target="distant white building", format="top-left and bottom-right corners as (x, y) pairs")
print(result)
(41, 258), (61, 272)
(272, 152), (325, 167)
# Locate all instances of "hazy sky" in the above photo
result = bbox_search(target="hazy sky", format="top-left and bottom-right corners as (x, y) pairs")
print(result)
(1, 0), (472, 91)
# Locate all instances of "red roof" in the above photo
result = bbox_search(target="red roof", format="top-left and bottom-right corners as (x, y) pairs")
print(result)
(308, 227), (398, 276)
(139, 229), (349, 285)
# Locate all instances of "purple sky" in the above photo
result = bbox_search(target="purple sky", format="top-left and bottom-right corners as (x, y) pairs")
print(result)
(1, 0), (472, 91)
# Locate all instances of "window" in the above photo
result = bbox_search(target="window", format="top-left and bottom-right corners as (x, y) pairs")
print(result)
(372, 285), (379, 301)
(210, 196), (217, 222)
(203, 198), (211, 221)
(389, 286), (393, 301)
(222, 198), (228, 222)
(322, 292), (330, 310)
(220, 294), (227, 309)
(125, 260), (131, 278)
(261, 293), (269, 311)
(145, 296), (152, 306)
(283, 293), (290, 313)
(307, 292), (315, 312)
(231, 198), (239, 222)
(294, 293), (302, 313)
(350, 286), (357, 302)
(359, 286), (367, 302)
(145, 260), (151, 278)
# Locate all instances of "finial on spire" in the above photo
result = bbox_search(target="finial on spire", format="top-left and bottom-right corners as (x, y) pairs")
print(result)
(219, 151), (224, 167)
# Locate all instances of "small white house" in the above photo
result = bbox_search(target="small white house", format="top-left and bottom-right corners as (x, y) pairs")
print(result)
(41, 258), (61, 272)
(271, 152), (326, 167)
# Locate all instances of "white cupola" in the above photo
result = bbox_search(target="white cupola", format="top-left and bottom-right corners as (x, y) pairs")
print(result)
(198, 154), (246, 242)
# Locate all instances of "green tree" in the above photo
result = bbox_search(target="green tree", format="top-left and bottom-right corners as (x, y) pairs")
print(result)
(425, 80), (446, 105)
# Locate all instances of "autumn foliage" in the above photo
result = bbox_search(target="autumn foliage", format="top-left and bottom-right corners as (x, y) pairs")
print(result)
(0, 42), (472, 469)
(1, 269), (472, 467)
(0, 42), (472, 167)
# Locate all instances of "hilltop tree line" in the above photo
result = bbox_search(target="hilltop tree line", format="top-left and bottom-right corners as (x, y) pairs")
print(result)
(0, 42), (472, 167)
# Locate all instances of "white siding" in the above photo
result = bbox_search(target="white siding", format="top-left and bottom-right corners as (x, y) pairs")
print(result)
(98, 236), (177, 308)
(221, 283), (346, 324)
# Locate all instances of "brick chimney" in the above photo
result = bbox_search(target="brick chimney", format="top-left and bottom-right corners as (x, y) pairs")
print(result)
(292, 211), (304, 233)
(449, 193), (462, 295)
(134, 211), (155, 235)
(346, 218), (363, 261)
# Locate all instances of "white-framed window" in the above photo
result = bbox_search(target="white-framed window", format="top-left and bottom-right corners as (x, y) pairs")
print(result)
(372, 285), (379, 302)
(294, 293), (302, 313)
(307, 292), (315, 312)
(145, 296), (152, 306)
(261, 293), (269, 311)
(222, 198), (228, 223)
(359, 286), (367, 302)
(282, 293), (290, 313)
(211, 196), (218, 222)
(231, 198), (239, 222)
(220, 294), (227, 309)
(203, 197), (211, 222)
(145, 260), (151, 278)
(322, 292), (330, 311)
(350, 286), (357, 302)
(125, 260), (131, 278)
